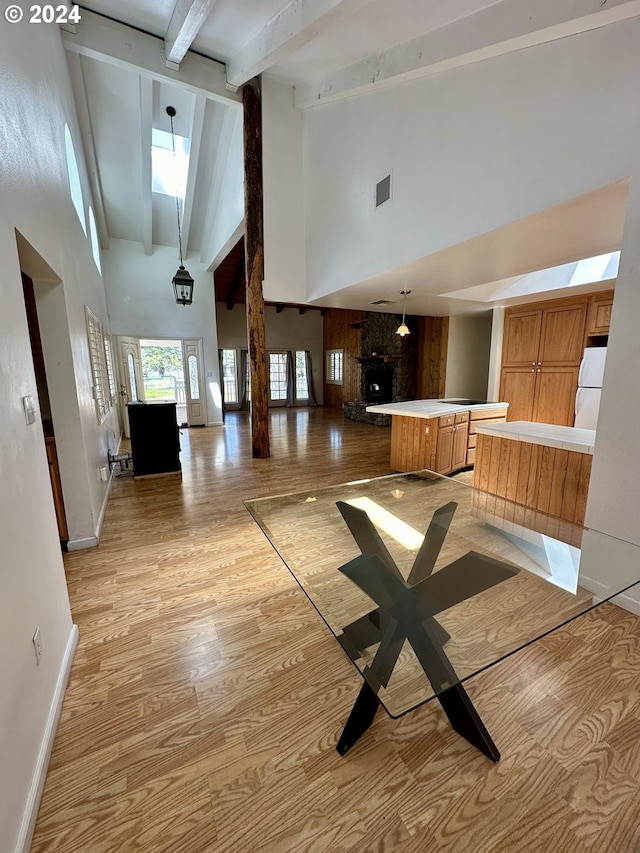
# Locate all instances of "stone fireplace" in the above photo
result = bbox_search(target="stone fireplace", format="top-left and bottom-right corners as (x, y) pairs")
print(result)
(343, 311), (418, 425)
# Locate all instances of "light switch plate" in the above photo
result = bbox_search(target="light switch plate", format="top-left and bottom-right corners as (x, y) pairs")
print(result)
(22, 396), (36, 426)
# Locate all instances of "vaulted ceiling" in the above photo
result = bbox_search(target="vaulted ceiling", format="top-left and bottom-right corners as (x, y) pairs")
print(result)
(64, 0), (638, 314)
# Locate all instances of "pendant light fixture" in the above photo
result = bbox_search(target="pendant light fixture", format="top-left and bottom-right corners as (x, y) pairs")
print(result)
(167, 106), (194, 306)
(396, 289), (411, 336)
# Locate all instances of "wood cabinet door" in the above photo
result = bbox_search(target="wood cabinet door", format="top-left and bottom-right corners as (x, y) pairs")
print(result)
(502, 309), (542, 366)
(436, 425), (454, 474)
(451, 421), (469, 472)
(532, 366), (579, 426)
(499, 368), (536, 422)
(587, 292), (614, 336)
(538, 303), (587, 365)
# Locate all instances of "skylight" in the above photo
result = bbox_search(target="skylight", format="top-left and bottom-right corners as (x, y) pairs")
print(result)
(64, 124), (86, 235)
(151, 128), (190, 198)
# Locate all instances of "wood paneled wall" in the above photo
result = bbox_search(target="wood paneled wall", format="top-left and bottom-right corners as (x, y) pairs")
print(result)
(417, 316), (449, 399)
(322, 308), (363, 407)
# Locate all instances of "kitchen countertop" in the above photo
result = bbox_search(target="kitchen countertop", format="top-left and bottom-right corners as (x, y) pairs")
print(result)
(365, 399), (509, 418)
(473, 420), (596, 454)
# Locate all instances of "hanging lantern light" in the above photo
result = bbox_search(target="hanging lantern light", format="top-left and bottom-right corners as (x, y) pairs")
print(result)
(396, 289), (411, 336)
(172, 264), (195, 306)
(167, 106), (194, 306)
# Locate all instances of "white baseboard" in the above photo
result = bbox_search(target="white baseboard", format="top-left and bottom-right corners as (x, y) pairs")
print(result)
(16, 624), (79, 853)
(67, 536), (98, 551)
(94, 466), (115, 543)
(611, 591), (640, 616)
(68, 482), (110, 549)
(579, 530), (640, 616)
(579, 575), (640, 616)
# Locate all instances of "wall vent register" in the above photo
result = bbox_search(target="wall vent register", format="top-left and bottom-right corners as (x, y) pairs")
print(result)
(375, 174), (391, 207)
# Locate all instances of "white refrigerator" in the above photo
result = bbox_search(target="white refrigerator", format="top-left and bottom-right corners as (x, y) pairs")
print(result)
(575, 347), (607, 429)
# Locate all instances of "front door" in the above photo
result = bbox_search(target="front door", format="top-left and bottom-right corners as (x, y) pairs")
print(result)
(182, 338), (206, 426)
(117, 336), (144, 438)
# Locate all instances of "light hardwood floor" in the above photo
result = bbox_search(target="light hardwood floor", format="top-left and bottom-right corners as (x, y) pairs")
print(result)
(32, 408), (640, 853)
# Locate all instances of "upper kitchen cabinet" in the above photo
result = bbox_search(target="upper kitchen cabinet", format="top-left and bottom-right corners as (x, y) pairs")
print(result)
(500, 297), (587, 426)
(586, 290), (614, 338)
(502, 309), (543, 367)
(538, 302), (587, 364)
(503, 301), (586, 367)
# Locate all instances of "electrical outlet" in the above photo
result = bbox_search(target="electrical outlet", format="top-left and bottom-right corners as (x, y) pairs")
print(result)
(100, 466), (109, 482)
(32, 627), (43, 665)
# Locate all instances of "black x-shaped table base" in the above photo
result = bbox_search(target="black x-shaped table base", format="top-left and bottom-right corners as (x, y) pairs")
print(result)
(333, 500), (520, 760)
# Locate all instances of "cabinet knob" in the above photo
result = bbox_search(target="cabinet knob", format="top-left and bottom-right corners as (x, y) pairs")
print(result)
(537, 368), (541, 372)
(532, 362), (536, 366)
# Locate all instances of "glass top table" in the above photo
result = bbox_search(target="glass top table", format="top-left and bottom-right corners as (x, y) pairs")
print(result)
(245, 470), (638, 759)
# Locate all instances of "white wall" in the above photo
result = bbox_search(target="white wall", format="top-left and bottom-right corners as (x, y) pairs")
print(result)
(104, 239), (223, 425)
(487, 307), (505, 402)
(216, 303), (323, 403)
(581, 166), (640, 612)
(444, 315), (492, 400)
(303, 19), (640, 300)
(204, 106), (244, 269)
(0, 18), (115, 852)
(262, 78), (307, 304)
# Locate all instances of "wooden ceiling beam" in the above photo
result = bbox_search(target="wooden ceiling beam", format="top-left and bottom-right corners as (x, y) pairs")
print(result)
(295, 0), (640, 108)
(62, 9), (240, 105)
(164, 0), (219, 69)
(226, 0), (371, 88)
(265, 301), (325, 313)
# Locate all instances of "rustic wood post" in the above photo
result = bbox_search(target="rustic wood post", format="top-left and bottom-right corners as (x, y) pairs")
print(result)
(242, 77), (270, 458)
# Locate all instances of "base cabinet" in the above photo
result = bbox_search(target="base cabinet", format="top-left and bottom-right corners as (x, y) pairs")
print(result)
(467, 408), (508, 466)
(436, 413), (469, 475)
(473, 432), (591, 544)
(389, 409), (502, 475)
(435, 424), (454, 474)
(128, 402), (181, 478)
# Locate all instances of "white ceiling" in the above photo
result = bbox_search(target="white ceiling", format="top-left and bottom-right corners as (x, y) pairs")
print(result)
(65, 0), (636, 315)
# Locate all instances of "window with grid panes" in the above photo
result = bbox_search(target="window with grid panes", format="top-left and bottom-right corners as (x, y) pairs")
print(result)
(85, 307), (110, 422)
(103, 333), (116, 403)
(222, 349), (238, 404)
(295, 351), (309, 400)
(326, 349), (343, 384)
(269, 352), (288, 401)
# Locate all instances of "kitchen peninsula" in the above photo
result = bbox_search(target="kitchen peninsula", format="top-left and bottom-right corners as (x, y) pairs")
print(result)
(365, 399), (508, 475)
(472, 421), (595, 529)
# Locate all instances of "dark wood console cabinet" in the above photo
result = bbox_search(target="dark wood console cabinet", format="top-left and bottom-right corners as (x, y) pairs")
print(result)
(128, 402), (181, 478)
